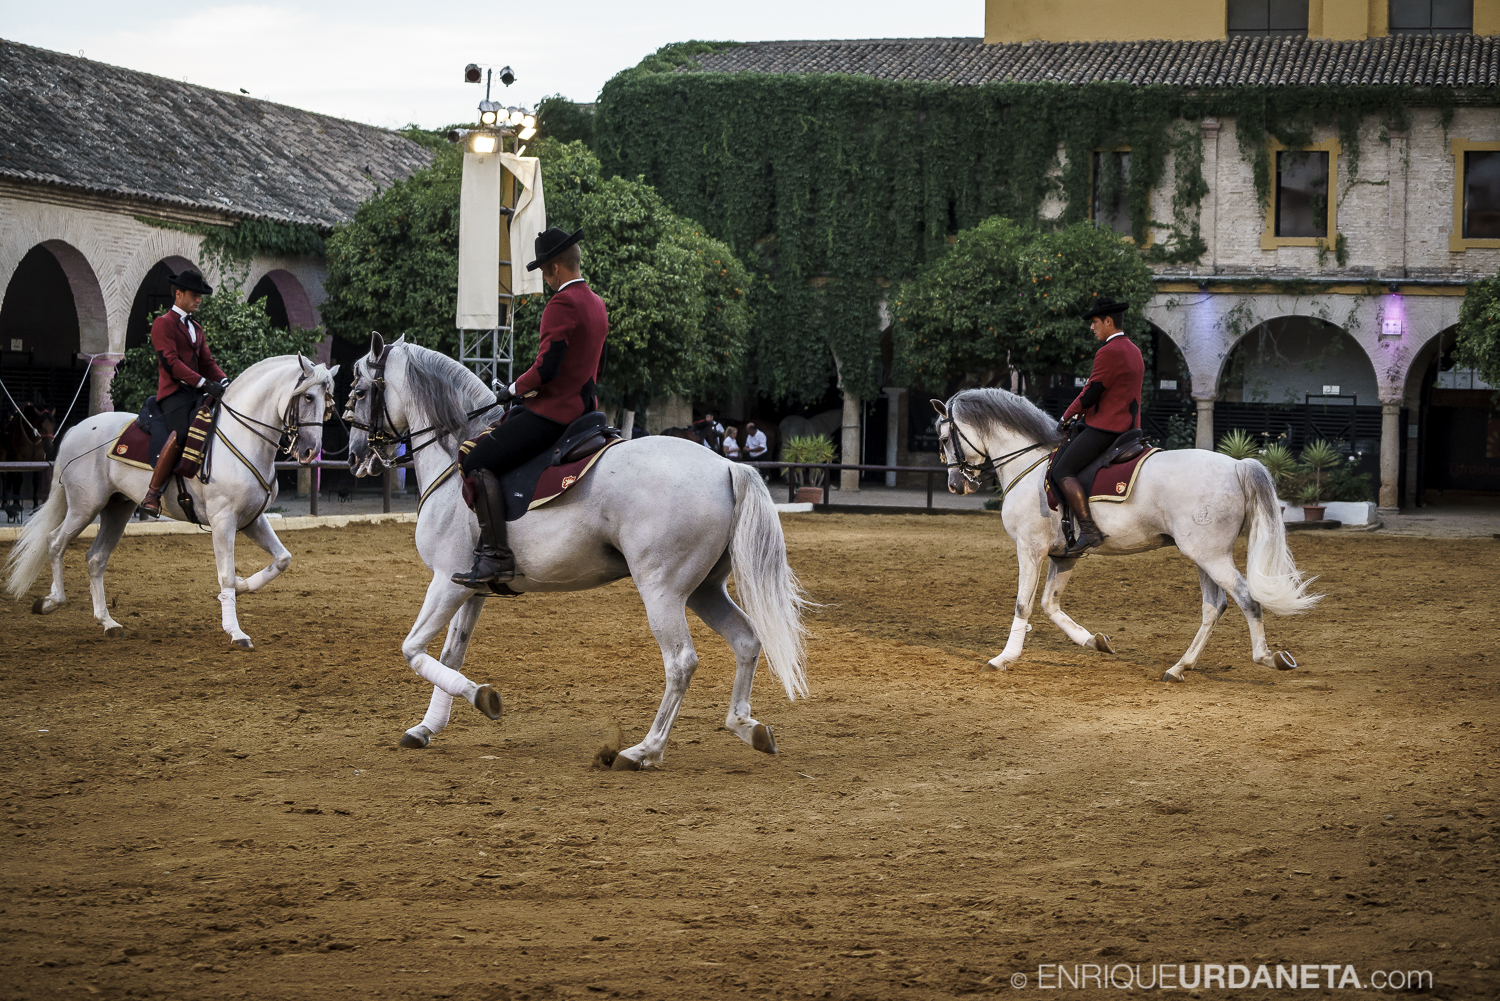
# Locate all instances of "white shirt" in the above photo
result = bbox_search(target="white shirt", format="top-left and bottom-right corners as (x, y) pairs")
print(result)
(554, 277), (586, 293)
(1105, 331), (1126, 343)
(745, 429), (767, 457)
(722, 436), (740, 458)
(171, 305), (198, 345)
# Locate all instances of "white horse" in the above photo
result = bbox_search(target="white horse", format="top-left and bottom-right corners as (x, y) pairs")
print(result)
(5, 355), (338, 649)
(344, 334), (808, 769)
(934, 389), (1320, 681)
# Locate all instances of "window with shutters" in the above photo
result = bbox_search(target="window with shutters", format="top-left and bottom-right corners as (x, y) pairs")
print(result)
(1389, 0), (1472, 34)
(1091, 151), (1133, 237)
(1227, 0), (1309, 36)
(1449, 139), (1500, 251)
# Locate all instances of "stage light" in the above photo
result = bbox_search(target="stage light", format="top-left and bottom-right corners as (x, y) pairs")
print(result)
(522, 115), (535, 129)
(478, 99), (500, 126)
(518, 125), (537, 140)
(498, 65), (515, 87)
(464, 63), (482, 84)
(471, 134), (497, 155)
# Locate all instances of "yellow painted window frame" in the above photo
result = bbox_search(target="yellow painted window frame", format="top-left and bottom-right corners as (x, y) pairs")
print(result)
(1450, 139), (1500, 252)
(1088, 146), (1154, 248)
(1261, 137), (1340, 251)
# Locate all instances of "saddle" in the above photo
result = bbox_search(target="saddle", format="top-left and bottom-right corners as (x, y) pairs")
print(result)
(460, 411), (624, 522)
(1045, 428), (1160, 512)
(109, 395), (220, 523)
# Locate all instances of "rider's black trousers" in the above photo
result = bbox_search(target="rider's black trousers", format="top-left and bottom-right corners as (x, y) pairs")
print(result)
(459, 406), (565, 478)
(1049, 425), (1120, 490)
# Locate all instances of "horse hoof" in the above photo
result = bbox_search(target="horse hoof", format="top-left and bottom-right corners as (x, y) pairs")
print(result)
(1272, 650), (1298, 671)
(473, 685), (503, 721)
(30, 598), (48, 615)
(1161, 670), (1185, 684)
(231, 638), (254, 650)
(105, 626), (126, 639)
(398, 729), (431, 749)
(1093, 633), (1116, 654)
(751, 724), (778, 755)
(610, 752), (642, 772)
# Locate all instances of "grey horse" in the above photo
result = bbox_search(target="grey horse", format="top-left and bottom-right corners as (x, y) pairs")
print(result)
(935, 389), (1319, 681)
(344, 334), (808, 770)
(6, 355), (337, 648)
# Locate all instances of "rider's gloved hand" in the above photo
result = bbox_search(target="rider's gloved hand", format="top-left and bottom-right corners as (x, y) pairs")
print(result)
(491, 379), (513, 404)
(203, 380), (227, 399)
(1056, 418), (1069, 433)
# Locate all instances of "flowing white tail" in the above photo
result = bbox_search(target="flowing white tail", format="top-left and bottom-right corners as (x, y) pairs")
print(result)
(5, 463), (67, 600)
(728, 463), (810, 700)
(1238, 459), (1322, 616)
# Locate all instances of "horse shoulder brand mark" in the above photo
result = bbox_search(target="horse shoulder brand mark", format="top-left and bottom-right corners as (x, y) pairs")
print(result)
(1194, 502), (1213, 525)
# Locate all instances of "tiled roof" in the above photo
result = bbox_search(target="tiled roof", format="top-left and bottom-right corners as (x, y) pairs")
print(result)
(0, 39), (434, 228)
(689, 34), (1500, 88)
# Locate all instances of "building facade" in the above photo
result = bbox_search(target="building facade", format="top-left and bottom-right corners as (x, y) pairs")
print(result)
(0, 40), (432, 426)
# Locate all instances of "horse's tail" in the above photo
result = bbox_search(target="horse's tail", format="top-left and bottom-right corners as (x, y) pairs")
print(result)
(727, 463), (809, 701)
(5, 460), (66, 600)
(1237, 459), (1321, 616)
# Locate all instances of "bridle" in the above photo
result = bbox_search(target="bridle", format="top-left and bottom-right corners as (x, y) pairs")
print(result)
(343, 343), (501, 465)
(218, 385), (334, 456)
(936, 411), (1045, 492)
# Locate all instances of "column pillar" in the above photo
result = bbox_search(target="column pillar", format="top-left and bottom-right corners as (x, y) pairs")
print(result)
(1378, 401), (1401, 513)
(882, 386), (905, 487)
(839, 390), (861, 492)
(1194, 397), (1215, 450)
(88, 353), (124, 415)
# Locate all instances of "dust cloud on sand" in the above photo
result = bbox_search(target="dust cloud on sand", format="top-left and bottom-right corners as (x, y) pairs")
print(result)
(1, 516), (1496, 999)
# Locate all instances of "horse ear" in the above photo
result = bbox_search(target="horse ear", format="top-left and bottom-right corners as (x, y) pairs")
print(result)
(326, 364), (340, 379)
(393, 333), (407, 344)
(930, 398), (949, 417)
(298, 353), (314, 377)
(369, 331), (385, 362)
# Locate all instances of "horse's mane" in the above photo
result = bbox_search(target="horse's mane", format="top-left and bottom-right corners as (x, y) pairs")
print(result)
(398, 343), (497, 442)
(949, 388), (1063, 446)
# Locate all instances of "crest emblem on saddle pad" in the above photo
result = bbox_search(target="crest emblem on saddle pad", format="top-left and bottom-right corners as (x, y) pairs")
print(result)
(117, 444), (128, 454)
(1115, 482), (1126, 493)
(560, 475), (577, 490)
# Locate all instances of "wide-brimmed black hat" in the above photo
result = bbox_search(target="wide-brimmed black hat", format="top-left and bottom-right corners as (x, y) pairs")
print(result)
(168, 268), (214, 295)
(527, 226), (585, 272)
(1082, 295), (1129, 320)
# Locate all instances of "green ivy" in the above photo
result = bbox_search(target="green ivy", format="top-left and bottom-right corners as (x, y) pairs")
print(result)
(594, 52), (1490, 403)
(135, 216), (326, 263)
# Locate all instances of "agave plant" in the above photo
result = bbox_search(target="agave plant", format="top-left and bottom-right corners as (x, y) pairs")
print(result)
(782, 434), (836, 487)
(1298, 439), (1344, 505)
(1256, 442), (1299, 497)
(1216, 428), (1259, 460)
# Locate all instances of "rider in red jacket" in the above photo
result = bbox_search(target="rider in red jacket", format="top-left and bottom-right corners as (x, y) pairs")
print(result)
(452, 227), (609, 588)
(1050, 296), (1144, 556)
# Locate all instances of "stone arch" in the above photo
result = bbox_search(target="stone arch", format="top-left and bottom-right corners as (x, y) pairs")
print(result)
(1215, 314), (1378, 407)
(0, 240), (108, 361)
(125, 255), (197, 351)
(247, 268), (317, 330)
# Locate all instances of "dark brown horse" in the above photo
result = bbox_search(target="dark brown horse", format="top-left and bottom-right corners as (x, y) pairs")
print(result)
(4, 403), (57, 511)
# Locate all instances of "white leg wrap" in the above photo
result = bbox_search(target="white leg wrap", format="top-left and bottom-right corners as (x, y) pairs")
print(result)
(421, 688), (455, 735)
(218, 587), (240, 635)
(1000, 615), (1029, 659)
(410, 653), (473, 699)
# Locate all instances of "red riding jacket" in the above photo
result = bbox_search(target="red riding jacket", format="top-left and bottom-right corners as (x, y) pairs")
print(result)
(514, 280), (609, 425)
(1062, 333), (1145, 433)
(151, 309), (226, 401)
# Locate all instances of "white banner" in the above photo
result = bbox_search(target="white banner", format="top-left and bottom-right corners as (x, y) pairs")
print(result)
(456, 148), (502, 329)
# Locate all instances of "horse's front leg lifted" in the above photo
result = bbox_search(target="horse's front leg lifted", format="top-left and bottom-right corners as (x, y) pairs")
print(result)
(986, 546), (1048, 671)
(1040, 556), (1115, 654)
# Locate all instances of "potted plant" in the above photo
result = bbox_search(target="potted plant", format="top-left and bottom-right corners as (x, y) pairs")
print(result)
(1297, 439), (1342, 521)
(782, 435), (835, 503)
(1215, 428), (1259, 460)
(1255, 441), (1299, 509)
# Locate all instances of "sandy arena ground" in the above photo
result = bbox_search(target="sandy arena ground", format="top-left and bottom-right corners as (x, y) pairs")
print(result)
(1, 515), (1496, 1000)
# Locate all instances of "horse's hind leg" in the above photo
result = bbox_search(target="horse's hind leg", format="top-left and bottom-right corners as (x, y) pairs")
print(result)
(86, 496), (136, 637)
(401, 594), (486, 749)
(687, 565), (776, 755)
(1040, 556), (1116, 654)
(34, 491), (100, 615)
(1196, 556), (1276, 672)
(612, 584), (700, 771)
(1162, 569), (1228, 683)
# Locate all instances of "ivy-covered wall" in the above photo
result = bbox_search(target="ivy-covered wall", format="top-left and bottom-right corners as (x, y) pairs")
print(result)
(593, 51), (1490, 404)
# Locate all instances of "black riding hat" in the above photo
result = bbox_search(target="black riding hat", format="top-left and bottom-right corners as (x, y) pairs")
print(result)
(168, 268), (214, 295)
(527, 226), (585, 272)
(1082, 295), (1129, 319)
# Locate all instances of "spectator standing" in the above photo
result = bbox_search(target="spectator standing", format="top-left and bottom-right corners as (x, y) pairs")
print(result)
(744, 422), (768, 460)
(722, 427), (741, 460)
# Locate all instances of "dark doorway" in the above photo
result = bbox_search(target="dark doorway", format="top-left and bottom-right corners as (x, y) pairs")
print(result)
(0, 245), (88, 431)
(249, 275), (291, 330)
(126, 262), (177, 351)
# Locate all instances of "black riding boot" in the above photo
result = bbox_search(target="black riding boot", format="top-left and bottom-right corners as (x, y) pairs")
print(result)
(1059, 476), (1106, 557)
(451, 470), (515, 587)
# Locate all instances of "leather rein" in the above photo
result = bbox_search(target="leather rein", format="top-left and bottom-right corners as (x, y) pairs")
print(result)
(936, 413), (1047, 492)
(342, 343), (501, 465)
